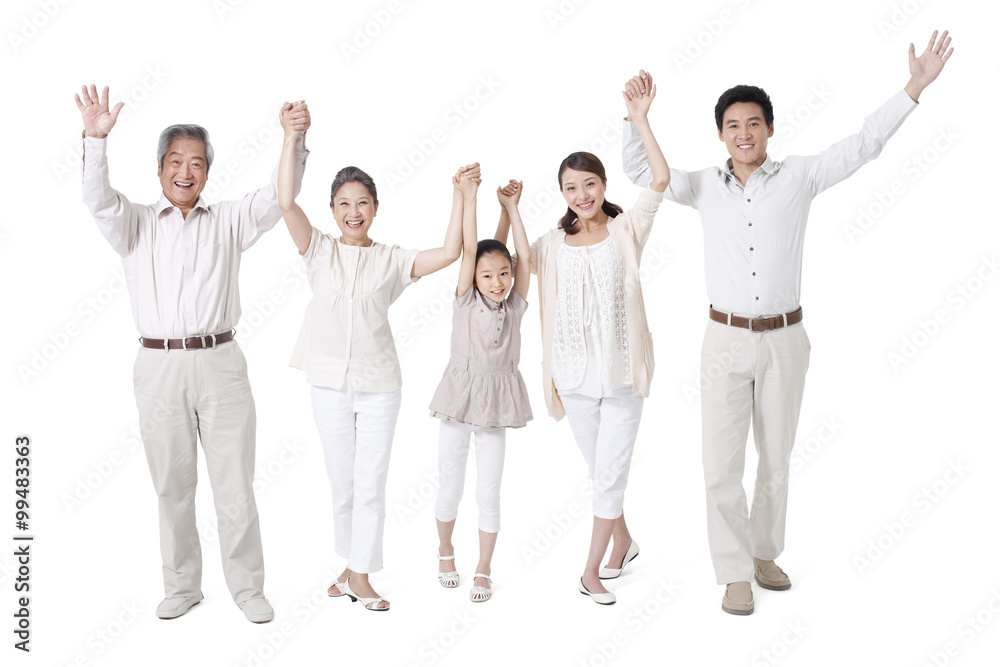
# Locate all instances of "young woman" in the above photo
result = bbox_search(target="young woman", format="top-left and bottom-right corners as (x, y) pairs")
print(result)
(278, 104), (477, 611)
(517, 74), (670, 604)
(429, 176), (532, 602)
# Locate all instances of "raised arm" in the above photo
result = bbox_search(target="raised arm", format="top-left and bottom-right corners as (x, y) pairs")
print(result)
(236, 101), (310, 251)
(493, 179), (516, 243)
(904, 30), (953, 102)
(455, 167), (481, 297)
(798, 31), (955, 197)
(412, 163), (479, 279)
(278, 102), (313, 254)
(76, 84), (139, 256)
(497, 180), (531, 300)
(622, 70), (669, 192)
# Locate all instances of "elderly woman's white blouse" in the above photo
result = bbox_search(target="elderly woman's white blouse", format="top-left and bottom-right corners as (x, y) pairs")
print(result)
(290, 226), (419, 392)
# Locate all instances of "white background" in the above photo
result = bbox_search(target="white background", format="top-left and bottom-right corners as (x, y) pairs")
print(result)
(2, 0), (997, 665)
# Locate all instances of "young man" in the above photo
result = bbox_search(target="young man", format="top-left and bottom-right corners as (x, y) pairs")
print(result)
(77, 84), (310, 623)
(620, 31), (952, 615)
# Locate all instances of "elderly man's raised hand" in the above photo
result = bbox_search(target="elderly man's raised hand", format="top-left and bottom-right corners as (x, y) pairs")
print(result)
(75, 84), (124, 138)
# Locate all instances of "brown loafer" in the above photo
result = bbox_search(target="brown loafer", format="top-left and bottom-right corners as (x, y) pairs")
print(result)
(753, 558), (791, 591)
(722, 581), (754, 615)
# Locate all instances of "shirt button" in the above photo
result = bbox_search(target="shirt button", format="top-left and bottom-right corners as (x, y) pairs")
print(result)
(752, 272), (757, 276)
(746, 198), (751, 202)
(750, 247), (754, 251)
(755, 296), (759, 300)
(748, 223), (752, 226)
(496, 327), (501, 332)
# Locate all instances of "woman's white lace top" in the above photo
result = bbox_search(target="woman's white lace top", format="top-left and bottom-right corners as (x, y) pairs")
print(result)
(552, 235), (632, 393)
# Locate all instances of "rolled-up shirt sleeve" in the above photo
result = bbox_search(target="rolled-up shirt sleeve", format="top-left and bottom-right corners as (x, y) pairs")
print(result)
(81, 137), (140, 257)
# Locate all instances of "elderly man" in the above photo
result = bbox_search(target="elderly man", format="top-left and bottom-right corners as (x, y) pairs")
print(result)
(621, 31), (952, 614)
(76, 84), (310, 623)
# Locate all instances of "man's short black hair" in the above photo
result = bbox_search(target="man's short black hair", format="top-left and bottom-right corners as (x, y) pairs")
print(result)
(715, 85), (774, 131)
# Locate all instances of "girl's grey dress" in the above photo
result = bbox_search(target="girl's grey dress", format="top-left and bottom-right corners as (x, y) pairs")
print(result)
(428, 287), (533, 428)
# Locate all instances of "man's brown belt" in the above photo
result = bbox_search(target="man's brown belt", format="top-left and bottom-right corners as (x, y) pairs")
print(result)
(709, 306), (803, 332)
(139, 330), (235, 350)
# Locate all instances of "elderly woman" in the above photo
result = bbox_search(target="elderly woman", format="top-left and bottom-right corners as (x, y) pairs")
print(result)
(278, 104), (476, 611)
(520, 74), (669, 605)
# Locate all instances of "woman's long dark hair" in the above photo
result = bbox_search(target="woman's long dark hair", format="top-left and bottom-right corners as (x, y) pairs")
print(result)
(557, 152), (623, 235)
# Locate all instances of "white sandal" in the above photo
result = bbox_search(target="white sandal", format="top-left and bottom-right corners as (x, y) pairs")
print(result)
(438, 554), (460, 588)
(327, 580), (349, 598)
(343, 576), (389, 611)
(470, 573), (492, 603)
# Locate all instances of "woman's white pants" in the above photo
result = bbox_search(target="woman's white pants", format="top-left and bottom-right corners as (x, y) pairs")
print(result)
(310, 386), (402, 574)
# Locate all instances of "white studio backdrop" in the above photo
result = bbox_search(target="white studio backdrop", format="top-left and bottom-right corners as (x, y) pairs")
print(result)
(1, 0), (997, 665)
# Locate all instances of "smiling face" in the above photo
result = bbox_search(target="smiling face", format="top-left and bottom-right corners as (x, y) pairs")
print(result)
(158, 137), (208, 215)
(560, 168), (607, 223)
(718, 102), (774, 173)
(330, 181), (378, 246)
(475, 252), (513, 303)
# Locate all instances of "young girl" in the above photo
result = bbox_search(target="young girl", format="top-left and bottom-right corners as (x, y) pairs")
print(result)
(523, 73), (670, 604)
(428, 174), (532, 602)
(278, 105), (476, 611)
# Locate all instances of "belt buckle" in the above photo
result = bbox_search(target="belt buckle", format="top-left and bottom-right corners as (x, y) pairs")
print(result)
(182, 336), (190, 351)
(207, 333), (216, 349)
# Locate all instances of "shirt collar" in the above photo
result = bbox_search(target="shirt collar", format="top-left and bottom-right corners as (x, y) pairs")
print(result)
(724, 154), (776, 180)
(154, 193), (209, 217)
(477, 289), (505, 312)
